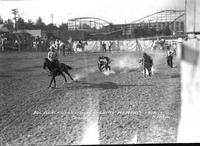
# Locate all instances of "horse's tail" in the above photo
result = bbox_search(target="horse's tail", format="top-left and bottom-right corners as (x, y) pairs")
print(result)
(60, 63), (72, 71)
(66, 65), (72, 70)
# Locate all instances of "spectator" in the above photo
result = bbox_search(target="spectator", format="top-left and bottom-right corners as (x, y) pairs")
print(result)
(166, 46), (173, 68)
(108, 41), (113, 52)
(14, 40), (20, 51)
(102, 42), (106, 52)
(60, 41), (66, 56)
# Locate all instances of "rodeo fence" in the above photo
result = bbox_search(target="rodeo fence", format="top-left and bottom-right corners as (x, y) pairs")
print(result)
(83, 39), (177, 52)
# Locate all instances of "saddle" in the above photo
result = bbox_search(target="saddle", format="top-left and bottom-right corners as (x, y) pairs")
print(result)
(50, 60), (61, 73)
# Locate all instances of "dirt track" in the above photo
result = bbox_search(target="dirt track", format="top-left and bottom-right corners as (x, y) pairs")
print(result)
(0, 51), (181, 145)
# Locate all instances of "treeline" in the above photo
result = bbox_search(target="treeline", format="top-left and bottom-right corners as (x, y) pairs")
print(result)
(0, 16), (68, 31)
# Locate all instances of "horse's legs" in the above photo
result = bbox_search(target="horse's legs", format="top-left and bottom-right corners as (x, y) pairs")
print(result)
(105, 64), (111, 71)
(64, 70), (74, 81)
(108, 65), (111, 70)
(170, 56), (173, 68)
(61, 72), (67, 82)
(143, 67), (147, 78)
(53, 77), (56, 88)
(148, 67), (152, 77)
(48, 77), (54, 88)
(167, 56), (170, 66)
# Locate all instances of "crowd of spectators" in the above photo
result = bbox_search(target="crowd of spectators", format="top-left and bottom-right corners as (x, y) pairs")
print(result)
(0, 33), (51, 52)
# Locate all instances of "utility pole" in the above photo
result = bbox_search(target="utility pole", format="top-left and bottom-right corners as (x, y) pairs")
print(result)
(12, 8), (19, 31)
(51, 14), (54, 25)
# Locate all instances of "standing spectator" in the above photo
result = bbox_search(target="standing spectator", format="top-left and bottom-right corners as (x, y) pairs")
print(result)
(67, 37), (74, 54)
(1, 34), (7, 52)
(152, 39), (159, 50)
(166, 46), (173, 68)
(160, 38), (165, 50)
(0, 35), (2, 51)
(49, 40), (55, 51)
(171, 42), (177, 56)
(14, 40), (20, 51)
(55, 39), (60, 53)
(33, 40), (36, 50)
(0, 34), (5, 52)
(60, 41), (66, 56)
(102, 42), (107, 52)
(108, 41), (113, 53)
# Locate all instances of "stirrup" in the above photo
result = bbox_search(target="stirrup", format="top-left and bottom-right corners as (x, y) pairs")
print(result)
(48, 72), (53, 76)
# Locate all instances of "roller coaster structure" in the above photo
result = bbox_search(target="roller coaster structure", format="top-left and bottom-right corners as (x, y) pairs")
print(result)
(67, 10), (185, 39)
(68, 17), (113, 32)
(131, 10), (184, 24)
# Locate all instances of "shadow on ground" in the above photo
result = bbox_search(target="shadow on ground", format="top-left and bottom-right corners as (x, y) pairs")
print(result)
(13, 64), (42, 73)
(65, 81), (154, 90)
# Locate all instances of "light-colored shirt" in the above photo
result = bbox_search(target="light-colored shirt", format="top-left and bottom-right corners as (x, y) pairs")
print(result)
(60, 42), (64, 47)
(48, 50), (59, 62)
(48, 51), (54, 62)
(167, 50), (173, 56)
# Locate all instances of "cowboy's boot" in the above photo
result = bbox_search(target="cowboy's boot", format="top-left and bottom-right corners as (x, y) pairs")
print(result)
(48, 71), (53, 76)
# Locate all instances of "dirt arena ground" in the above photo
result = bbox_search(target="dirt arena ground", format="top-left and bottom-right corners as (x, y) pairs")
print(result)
(0, 50), (181, 145)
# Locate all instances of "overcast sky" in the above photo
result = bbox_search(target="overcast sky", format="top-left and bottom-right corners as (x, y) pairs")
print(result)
(0, 0), (185, 25)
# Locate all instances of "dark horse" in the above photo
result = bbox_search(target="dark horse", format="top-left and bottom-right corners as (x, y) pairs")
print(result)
(43, 58), (74, 88)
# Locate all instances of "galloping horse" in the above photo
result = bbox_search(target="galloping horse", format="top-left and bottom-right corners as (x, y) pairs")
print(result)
(43, 58), (74, 88)
(76, 41), (88, 52)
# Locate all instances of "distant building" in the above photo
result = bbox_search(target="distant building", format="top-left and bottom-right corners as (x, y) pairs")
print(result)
(0, 24), (9, 33)
(14, 29), (47, 40)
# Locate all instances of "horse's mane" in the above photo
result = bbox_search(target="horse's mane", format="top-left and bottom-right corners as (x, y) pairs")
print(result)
(43, 58), (54, 71)
(44, 58), (50, 62)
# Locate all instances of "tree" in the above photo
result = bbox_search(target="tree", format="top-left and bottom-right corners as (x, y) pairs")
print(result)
(4, 19), (14, 31)
(26, 19), (35, 29)
(45, 23), (58, 30)
(35, 17), (45, 29)
(59, 23), (68, 30)
(11, 8), (19, 30)
(17, 17), (26, 29)
(0, 16), (3, 24)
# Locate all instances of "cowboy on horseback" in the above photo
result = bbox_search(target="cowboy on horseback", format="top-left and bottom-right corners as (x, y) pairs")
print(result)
(47, 46), (61, 76)
(44, 47), (74, 88)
